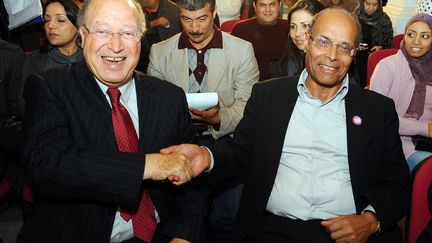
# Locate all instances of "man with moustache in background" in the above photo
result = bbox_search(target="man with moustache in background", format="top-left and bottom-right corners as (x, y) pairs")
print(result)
(147, 0), (259, 241)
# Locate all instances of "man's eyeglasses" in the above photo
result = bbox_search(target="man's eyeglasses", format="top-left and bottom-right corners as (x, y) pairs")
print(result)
(310, 35), (357, 57)
(83, 25), (141, 43)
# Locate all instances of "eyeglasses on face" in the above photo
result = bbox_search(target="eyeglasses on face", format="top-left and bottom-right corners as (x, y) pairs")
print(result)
(310, 35), (357, 57)
(82, 25), (141, 43)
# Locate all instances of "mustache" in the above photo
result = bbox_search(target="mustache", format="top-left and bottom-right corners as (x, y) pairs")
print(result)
(189, 32), (203, 37)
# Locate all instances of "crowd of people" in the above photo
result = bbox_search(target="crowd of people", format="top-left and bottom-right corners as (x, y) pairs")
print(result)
(0, 0), (431, 243)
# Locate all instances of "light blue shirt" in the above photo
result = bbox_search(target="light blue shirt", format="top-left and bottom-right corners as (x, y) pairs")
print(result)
(266, 69), (357, 220)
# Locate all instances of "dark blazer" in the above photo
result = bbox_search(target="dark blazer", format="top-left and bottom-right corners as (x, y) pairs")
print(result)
(208, 77), (410, 242)
(0, 39), (25, 152)
(19, 61), (201, 243)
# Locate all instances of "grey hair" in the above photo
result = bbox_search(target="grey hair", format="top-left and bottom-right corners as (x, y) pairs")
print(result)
(309, 7), (360, 46)
(176, 0), (216, 13)
(77, 0), (146, 35)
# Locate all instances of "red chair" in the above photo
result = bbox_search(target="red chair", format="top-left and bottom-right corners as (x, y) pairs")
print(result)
(393, 34), (404, 49)
(220, 19), (241, 34)
(407, 156), (432, 243)
(366, 48), (398, 87)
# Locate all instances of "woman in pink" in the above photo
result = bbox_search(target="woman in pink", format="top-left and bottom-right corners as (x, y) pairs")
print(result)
(370, 13), (432, 172)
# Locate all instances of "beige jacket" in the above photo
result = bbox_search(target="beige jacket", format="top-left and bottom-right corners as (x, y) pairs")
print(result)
(148, 32), (259, 139)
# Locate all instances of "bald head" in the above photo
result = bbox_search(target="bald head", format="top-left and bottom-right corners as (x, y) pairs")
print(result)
(310, 7), (359, 46)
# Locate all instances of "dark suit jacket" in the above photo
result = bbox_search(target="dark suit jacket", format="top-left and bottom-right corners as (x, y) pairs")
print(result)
(19, 61), (201, 243)
(0, 39), (25, 153)
(208, 77), (410, 242)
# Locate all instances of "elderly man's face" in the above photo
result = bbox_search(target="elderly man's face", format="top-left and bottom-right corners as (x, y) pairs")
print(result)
(80, 0), (141, 88)
(304, 10), (357, 89)
(254, 0), (281, 26)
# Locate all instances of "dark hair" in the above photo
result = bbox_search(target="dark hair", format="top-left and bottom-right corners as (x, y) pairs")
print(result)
(44, 0), (82, 28)
(277, 0), (324, 76)
(176, 0), (216, 13)
(253, 0), (281, 4)
(40, 0), (82, 51)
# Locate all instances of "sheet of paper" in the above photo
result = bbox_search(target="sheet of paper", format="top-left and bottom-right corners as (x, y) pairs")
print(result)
(186, 92), (218, 111)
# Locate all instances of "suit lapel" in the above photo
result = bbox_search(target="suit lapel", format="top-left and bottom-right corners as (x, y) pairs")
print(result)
(135, 73), (160, 152)
(345, 84), (371, 207)
(262, 80), (298, 189)
(171, 49), (190, 91)
(74, 62), (117, 149)
(206, 48), (227, 92)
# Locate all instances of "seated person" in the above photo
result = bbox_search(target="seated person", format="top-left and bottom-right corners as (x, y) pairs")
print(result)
(271, 0), (324, 78)
(370, 13), (432, 172)
(353, 0), (393, 87)
(232, 0), (289, 81)
(22, 0), (83, 81)
(167, 7), (409, 243)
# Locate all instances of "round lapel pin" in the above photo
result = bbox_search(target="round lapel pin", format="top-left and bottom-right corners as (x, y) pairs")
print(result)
(352, 115), (362, 126)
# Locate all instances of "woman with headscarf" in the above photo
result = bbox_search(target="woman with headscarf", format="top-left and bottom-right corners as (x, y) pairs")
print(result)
(22, 0), (82, 81)
(370, 13), (432, 172)
(355, 0), (393, 52)
(353, 0), (393, 86)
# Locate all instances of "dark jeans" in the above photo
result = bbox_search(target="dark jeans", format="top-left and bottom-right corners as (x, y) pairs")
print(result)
(198, 134), (243, 243)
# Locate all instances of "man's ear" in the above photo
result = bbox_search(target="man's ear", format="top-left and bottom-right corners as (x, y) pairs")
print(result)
(213, 5), (217, 19)
(79, 27), (85, 47)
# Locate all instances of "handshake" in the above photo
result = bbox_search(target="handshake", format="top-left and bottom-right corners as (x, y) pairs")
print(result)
(144, 144), (211, 185)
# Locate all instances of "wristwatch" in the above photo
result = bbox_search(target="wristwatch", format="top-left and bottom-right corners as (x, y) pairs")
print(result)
(362, 210), (381, 235)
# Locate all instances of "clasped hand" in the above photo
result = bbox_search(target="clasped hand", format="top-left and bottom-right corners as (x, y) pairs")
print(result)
(144, 152), (193, 185)
(160, 144), (211, 180)
(144, 144), (211, 185)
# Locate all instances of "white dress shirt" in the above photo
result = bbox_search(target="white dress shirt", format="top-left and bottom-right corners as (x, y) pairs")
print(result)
(96, 79), (138, 242)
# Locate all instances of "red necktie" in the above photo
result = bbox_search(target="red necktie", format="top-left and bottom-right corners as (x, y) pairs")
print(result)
(107, 87), (157, 242)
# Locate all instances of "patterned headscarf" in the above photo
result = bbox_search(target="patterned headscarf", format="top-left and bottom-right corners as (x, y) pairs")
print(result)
(401, 13), (432, 119)
(355, 0), (385, 24)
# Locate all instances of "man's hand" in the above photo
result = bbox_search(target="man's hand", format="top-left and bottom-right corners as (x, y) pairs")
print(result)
(143, 152), (193, 185)
(160, 144), (211, 177)
(170, 238), (191, 243)
(190, 105), (220, 125)
(150, 17), (170, 28)
(321, 213), (378, 243)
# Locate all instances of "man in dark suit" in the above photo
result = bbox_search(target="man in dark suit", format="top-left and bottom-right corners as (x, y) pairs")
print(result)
(164, 7), (410, 242)
(19, 0), (200, 242)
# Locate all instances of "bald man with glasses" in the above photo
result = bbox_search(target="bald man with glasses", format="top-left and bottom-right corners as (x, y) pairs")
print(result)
(164, 7), (410, 243)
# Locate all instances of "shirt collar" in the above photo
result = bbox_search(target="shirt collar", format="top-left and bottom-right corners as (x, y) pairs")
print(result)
(178, 25), (223, 51)
(297, 69), (349, 104)
(96, 77), (135, 104)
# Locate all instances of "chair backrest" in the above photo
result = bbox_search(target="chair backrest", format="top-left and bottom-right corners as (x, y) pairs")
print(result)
(408, 156), (432, 243)
(393, 34), (404, 49)
(220, 19), (241, 34)
(366, 48), (398, 87)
